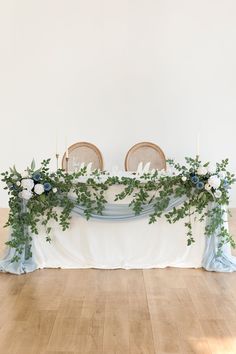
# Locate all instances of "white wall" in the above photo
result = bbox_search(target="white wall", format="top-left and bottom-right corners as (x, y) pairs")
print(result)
(0, 0), (236, 207)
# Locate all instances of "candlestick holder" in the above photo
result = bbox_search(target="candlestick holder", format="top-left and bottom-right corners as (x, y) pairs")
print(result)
(65, 157), (69, 173)
(56, 153), (59, 170)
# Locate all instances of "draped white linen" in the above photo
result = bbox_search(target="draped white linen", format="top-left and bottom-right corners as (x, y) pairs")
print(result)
(31, 185), (206, 270)
(2, 185), (236, 273)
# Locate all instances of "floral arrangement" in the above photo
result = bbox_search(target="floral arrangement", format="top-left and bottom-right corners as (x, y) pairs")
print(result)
(1, 156), (235, 263)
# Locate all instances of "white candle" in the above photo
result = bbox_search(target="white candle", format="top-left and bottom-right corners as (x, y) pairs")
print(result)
(196, 134), (200, 157)
(65, 137), (69, 158)
(56, 135), (58, 155)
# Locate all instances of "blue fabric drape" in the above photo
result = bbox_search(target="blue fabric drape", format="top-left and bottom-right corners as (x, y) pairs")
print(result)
(71, 196), (187, 220)
(0, 201), (38, 274)
(201, 204), (236, 272)
(1, 197), (236, 274)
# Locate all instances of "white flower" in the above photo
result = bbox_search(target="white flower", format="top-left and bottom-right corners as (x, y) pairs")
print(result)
(52, 187), (57, 193)
(197, 166), (207, 176)
(16, 181), (21, 186)
(218, 171), (226, 179)
(12, 175), (18, 180)
(34, 184), (44, 195)
(208, 175), (221, 189)
(205, 183), (212, 191)
(214, 190), (222, 198)
(21, 178), (34, 190)
(207, 164), (215, 174)
(59, 177), (64, 182)
(20, 190), (33, 200)
(182, 176), (187, 182)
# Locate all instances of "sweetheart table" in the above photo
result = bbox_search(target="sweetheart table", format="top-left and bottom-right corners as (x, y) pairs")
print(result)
(1, 184), (236, 274)
(1, 157), (236, 274)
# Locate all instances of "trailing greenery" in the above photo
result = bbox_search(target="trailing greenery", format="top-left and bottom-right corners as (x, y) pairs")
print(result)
(1, 156), (235, 263)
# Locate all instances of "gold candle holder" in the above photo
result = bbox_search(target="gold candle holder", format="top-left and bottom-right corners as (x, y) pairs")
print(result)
(56, 153), (59, 170)
(65, 157), (69, 173)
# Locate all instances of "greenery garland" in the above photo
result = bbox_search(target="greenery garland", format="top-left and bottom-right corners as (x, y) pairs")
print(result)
(1, 156), (235, 263)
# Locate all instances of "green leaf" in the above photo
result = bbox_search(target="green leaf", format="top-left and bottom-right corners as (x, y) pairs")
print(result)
(31, 159), (36, 170)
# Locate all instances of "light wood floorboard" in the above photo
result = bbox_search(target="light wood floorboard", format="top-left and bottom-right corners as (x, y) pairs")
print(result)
(0, 208), (236, 353)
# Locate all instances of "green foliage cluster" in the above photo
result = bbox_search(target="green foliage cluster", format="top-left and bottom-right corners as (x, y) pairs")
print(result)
(1, 156), (235, 263)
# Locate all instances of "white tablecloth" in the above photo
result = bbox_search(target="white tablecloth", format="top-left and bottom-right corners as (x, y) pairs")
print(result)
(31, 186), (206, 270)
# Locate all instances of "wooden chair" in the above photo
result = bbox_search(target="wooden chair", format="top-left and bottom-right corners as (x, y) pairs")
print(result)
(125, 142), (166, 171)
(62, 142), (104, 172)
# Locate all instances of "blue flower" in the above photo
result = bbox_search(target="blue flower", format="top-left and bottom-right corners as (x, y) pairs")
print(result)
(223, 179), (229, 189)
(196, 181), (204, 190)
(44, 182), (52, 192)
(191, 176), (199, 184)
(33, 172), (41, 182)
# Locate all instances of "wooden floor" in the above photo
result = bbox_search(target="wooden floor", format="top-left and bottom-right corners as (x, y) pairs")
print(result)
(0, 209), (236, 354)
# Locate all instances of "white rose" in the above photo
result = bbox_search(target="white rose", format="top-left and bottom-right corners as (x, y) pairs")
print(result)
(182, 176), (187, 182)
(208, 175), (221, 189)
(214, 190), (222, 198)
(52, 187), (57, 193)
(20, 190), (33, 200)
(197, 166), (207, 176)
(34, 184), (44, 195)
(207, 164), (216, 174)
(21, 178), (34, 190)
(205, 183), (212, 191)
(218, 171), (226, 179)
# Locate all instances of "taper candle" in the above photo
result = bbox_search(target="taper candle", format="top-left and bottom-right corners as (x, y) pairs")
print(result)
(65, 137), (69, 158)
(196, 134), (200, 157)
(56, 134), (58, 155)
